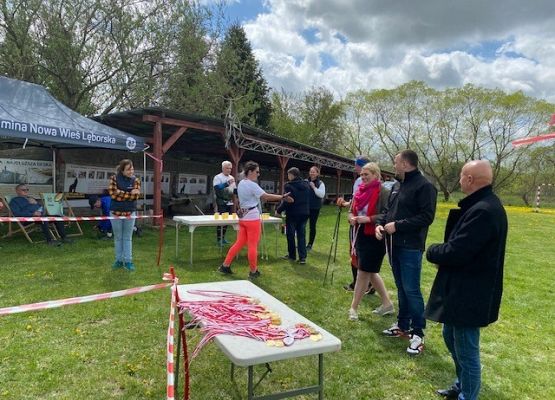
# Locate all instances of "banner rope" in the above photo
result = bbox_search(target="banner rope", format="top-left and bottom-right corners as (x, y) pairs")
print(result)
(0, 214), (162, 222)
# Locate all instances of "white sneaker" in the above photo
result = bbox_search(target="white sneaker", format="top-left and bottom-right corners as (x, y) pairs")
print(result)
(407, 334), (424, 355)
(372, 304), (395, 316)
(348, 308), (358, 321)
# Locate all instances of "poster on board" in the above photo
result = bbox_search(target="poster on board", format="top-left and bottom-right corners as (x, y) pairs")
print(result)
(64, 163), (170, 194)
(259, 180), (275, 192)
(177, 173), (207, 195)
(0, 158), (53, 185)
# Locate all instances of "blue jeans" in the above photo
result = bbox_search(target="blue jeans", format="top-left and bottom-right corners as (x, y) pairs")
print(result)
(390, 247), (426, 335)
(443, 324), (481, 400)
(111, 212), (135, 263)
(285, 215), (309, 260)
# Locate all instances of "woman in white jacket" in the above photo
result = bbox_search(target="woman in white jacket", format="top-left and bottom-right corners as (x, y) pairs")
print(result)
(306, 166), (326, 251)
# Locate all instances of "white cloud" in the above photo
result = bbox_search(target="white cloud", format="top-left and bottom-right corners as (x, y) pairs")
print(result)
(242, 0), (555, 101)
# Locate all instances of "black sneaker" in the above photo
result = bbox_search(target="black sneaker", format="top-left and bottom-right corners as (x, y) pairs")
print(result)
(436, 385), (461, 399)
(61, 237), (74, 244)
(46, 240), (61, 247)
(248, 270), (261, 279)
(343, 283), (355, 292)
(281, 255), (295, 261)
(365, 286), (376, 295)
(298, 259), (306, 264)
(306, 244), (312, 251)
(218, 265), (233, 275)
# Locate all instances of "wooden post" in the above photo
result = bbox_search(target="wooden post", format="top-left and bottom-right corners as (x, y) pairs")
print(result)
(277, 156), (289, 193)
(226, 144), (244, 178)
(153, 121), (163, 224)
(336, 169), (342, 200)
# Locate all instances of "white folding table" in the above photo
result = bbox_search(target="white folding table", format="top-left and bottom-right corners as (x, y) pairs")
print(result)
(173, 215), (282, 265)
(177, 280), (342, 399)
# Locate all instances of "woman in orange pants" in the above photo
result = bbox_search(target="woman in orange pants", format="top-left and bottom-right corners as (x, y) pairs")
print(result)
(218, 161), (290, 279)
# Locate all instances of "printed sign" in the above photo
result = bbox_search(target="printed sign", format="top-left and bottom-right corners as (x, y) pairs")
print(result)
(64, 163), (170, 194)
(177, 174), (207, 195)
(259, 180), (275, 192)
(0, 158), (53, 185)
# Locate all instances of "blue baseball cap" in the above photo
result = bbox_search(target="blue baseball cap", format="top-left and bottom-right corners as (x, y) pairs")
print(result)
(355, 156), (370, 167)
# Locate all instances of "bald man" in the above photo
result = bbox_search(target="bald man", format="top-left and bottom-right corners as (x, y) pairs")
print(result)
(425, 160), (508, 400)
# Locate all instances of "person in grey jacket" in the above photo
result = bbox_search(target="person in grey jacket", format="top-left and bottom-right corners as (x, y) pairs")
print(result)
(425, 160), (507, 400)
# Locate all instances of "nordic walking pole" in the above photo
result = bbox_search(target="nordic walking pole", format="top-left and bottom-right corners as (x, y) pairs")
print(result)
(330, 205), (343, 284)
(323, 205), (342, 285)
(261, 215), (268, 260)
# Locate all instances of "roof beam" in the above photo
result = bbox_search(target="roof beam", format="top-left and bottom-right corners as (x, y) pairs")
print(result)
(143, 114), (225, 134)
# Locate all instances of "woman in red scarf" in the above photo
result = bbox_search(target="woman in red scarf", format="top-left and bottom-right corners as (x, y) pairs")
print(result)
(348, 162), (394, 321)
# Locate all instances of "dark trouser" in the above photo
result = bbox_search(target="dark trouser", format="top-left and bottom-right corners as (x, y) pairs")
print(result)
(443, 324), (481, 400)
(307, 208), (321, 246)
(285, 214), (309, 260)
(390, 246), (426, 336)
(39, 221), (65, 241)
(216, 203), (232, 241)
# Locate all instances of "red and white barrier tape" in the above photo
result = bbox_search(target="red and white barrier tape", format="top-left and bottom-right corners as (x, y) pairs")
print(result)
(0, 281), (171, 316)
(0, 214), (162, 223)
(165, 271), (179, 400)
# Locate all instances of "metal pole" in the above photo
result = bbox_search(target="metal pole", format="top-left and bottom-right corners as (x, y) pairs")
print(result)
(52, 147), (56, 192)
(143, 147), (148, 214)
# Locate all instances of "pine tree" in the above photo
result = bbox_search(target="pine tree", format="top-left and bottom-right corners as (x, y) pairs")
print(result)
(214, 23), (271, 129)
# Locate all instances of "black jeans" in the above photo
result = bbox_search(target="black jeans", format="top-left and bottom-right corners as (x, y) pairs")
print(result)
(307, 208), (321, 246)
(216, 203), (232, 240)
(285, 214), (309, 260)
(31, 221), (65, 241)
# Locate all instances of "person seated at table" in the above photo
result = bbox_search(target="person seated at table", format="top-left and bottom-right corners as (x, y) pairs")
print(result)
(9, 184), (72, 246)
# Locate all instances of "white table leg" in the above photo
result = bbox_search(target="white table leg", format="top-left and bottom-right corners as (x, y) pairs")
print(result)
(175, 224), (179, 258)
(190, 229), (194, 265)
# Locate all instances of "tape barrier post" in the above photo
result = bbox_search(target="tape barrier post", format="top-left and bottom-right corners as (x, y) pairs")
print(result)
(163, 267), (189, 400)
(165, 272), (177, 400)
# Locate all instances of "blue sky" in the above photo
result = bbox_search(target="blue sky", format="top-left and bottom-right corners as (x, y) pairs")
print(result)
(216, 0), (555, 102)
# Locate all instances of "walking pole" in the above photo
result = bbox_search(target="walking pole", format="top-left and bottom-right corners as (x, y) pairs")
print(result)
(259, 201), (268, 260)
(323, 205), (342, 285)
(260, 216), (268, 260)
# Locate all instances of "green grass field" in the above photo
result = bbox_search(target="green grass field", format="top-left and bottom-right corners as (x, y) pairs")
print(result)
(1, 203), (554, 399)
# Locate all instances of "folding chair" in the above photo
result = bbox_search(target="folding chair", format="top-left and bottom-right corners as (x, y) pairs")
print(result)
(41, 193), (83, 237)
(1, 194), (43, 243)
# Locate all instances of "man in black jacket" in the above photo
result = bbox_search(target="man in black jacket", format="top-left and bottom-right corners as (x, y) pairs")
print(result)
(425, 160), (507, 400)
(277, 167), (310, 264)
(376, 150), (437, 355)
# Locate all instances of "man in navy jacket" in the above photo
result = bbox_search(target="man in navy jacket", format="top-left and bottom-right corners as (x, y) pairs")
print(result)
(425, 160), (508, 400)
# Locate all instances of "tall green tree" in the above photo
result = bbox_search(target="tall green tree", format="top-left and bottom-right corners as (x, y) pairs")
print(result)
(0, 0), (41, 82)
(213, 23), (272, 128)
(0, 0), (180, 114)
(269, 87), (345, 153)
